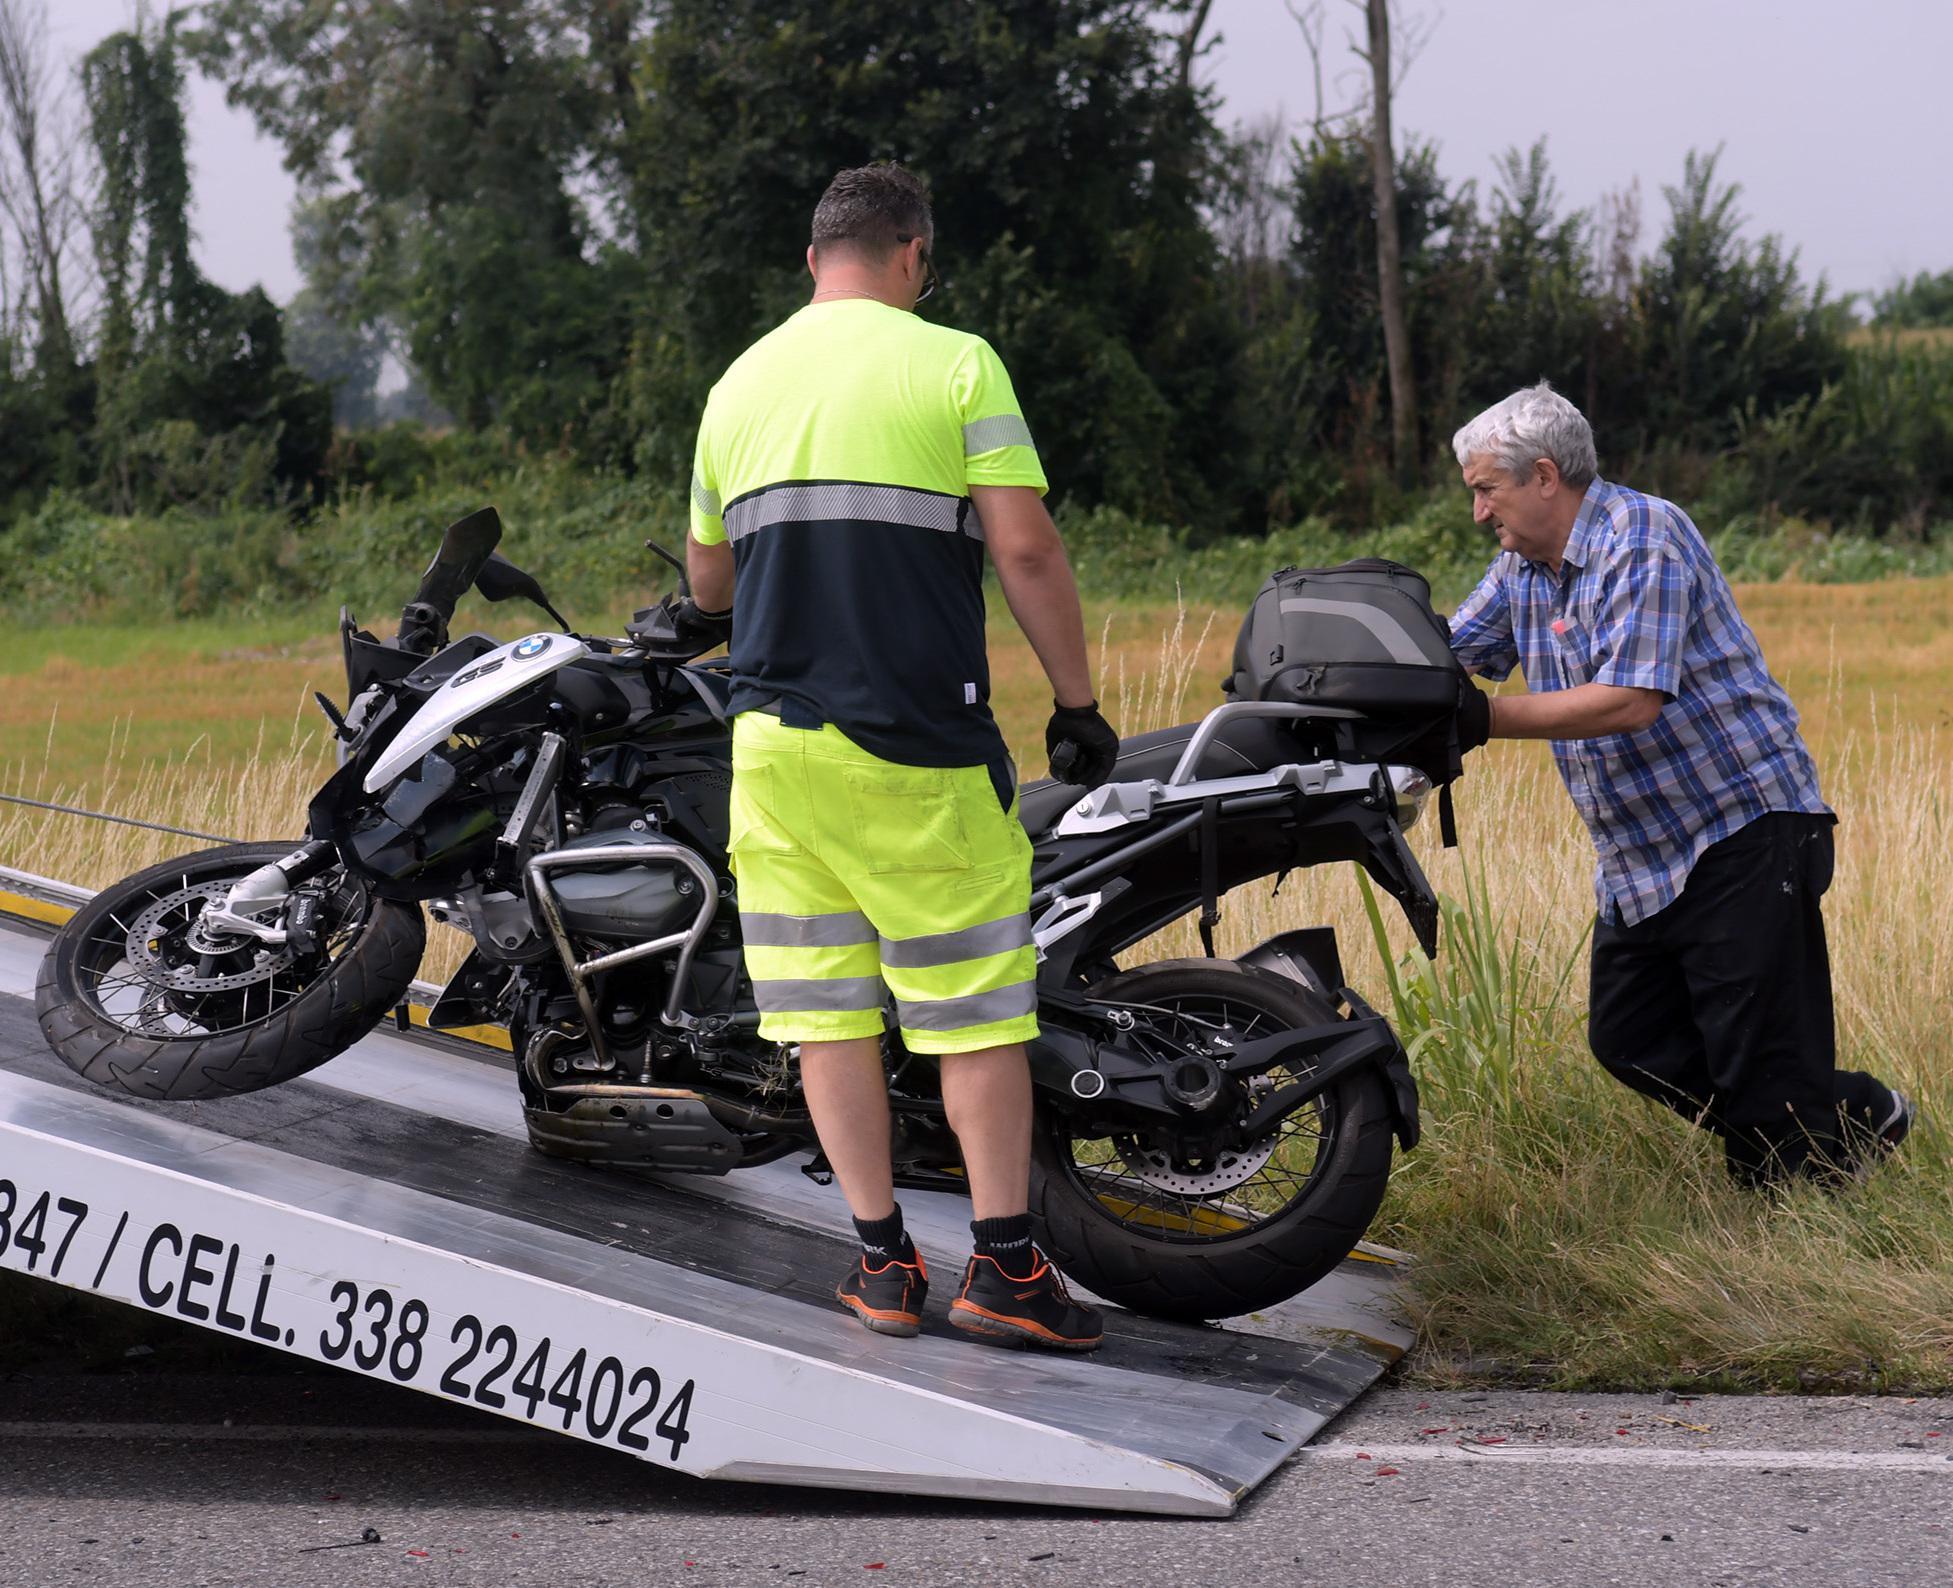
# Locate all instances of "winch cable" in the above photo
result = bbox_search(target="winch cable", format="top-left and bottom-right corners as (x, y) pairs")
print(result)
(0, 790), (238, 846)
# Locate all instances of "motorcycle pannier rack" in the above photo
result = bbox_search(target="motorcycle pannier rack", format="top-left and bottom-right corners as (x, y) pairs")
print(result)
(1224, 558), (1469, 841)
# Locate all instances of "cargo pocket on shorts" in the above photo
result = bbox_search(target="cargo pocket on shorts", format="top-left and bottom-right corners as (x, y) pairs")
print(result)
(842, 763), (972, 874)
(726, 764), (801, 856)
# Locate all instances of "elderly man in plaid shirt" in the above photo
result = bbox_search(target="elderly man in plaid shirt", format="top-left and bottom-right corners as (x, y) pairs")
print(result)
(1446, 381), (1909, 1186)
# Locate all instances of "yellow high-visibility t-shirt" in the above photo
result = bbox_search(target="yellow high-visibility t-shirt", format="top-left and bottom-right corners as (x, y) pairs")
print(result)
(689, 299), (1046, 768)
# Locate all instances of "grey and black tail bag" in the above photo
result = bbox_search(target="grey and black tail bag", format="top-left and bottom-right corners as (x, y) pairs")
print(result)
(1225, 558), (1471, 840)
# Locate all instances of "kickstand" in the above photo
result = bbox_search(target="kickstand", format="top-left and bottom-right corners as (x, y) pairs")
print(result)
(800, 1152), (834, 1187)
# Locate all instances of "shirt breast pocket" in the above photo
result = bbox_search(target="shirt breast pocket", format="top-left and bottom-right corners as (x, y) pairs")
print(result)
(1551, 589), (1603, 686)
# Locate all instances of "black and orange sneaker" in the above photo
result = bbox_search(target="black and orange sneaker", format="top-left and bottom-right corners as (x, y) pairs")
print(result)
(948, 1249), (1103, 1352)
(836, 1249), (929, 1338)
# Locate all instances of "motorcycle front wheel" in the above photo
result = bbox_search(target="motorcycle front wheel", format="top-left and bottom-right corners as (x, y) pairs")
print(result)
(36, 842), (426, 1101)
(1028, 959), (1397, 1322)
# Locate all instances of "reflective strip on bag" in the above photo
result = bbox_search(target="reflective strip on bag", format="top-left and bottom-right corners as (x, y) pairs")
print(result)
(741, 910), (878, 949)
(962, 413), (1035, 456)
(878, 913), (1033, 970)
(894, 979), (1037, 1033)
(1277, 597), (1433, 665)
(691, 473), (722, 517)
(751, 974), (887, 1015)
(722, 483), (968, 544)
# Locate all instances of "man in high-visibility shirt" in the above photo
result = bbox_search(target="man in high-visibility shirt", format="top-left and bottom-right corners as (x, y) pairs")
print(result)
(685, 163), (1120, 1351)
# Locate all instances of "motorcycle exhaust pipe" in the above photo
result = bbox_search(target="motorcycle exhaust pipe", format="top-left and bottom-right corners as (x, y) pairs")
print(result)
(538, 1081), (811, 1135)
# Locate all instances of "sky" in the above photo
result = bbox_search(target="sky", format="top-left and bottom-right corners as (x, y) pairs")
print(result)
(45, 0), (1953, 307)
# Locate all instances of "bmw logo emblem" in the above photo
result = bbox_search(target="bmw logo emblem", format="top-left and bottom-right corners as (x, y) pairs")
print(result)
(512, 635), (550, 659)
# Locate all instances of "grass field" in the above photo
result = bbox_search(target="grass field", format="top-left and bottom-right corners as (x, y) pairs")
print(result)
(1848, 325), (1953, 350)
(3, 578), (1950, 1389)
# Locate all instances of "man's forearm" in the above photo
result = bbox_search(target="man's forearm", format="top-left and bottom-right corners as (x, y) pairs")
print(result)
(687, 538), (735, 610)
(993, 548), (1094, 708)
(1490, 682), (1665, 740)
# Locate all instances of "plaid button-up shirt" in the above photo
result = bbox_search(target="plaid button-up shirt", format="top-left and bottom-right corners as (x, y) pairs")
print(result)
(1449, 478), (1829, 925)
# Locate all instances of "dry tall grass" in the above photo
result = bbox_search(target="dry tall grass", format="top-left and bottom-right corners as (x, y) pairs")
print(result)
(4, 583), (1950, 1386)
(1105, 592), (1953, 1389)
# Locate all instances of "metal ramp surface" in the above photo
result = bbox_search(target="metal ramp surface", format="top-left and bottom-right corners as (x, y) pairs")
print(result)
(0, 884), (1409, 1517)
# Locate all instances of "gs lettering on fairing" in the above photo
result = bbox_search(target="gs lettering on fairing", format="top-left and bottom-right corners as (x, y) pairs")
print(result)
(34, 507), (1443, 1322)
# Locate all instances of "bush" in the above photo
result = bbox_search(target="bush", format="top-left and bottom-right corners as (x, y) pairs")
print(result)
(0, 458), (690, 626)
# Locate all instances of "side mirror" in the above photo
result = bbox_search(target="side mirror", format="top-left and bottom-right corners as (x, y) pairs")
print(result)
(476, 551), (571, 631)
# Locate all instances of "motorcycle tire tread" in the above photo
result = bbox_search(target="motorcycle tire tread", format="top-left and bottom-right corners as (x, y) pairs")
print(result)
(34, 842), (427, 1103)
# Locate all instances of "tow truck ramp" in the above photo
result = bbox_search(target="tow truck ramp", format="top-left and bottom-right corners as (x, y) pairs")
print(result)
(0, 868), (1409, 1517)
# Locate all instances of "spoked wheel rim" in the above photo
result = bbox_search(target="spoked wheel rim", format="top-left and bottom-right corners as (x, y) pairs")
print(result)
(1051, 989), (1341, 1246)
(70, 862), (370, 1042)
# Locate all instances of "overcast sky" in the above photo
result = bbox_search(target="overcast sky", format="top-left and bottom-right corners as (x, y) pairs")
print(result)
(49, 0), (1953, 306)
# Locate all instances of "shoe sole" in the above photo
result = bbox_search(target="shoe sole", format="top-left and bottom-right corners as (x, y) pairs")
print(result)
(1878, 1091), (1914, 1150)
(836, 1285), (921, 1338)
(948, 1299), (1102, 1352)
(1845, 1090), (1914, 1182)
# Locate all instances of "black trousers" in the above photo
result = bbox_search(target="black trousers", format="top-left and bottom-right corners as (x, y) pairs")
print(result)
(1586, 812), (1886, 1183)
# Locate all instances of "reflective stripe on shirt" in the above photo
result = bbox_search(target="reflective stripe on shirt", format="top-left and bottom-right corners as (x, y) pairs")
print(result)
(722, 481), (975, 544)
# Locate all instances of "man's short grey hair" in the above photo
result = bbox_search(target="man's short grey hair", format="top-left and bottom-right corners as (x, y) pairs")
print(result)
(1451, 381), (1598, 488)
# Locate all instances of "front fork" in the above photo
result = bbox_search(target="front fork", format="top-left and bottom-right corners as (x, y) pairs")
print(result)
(200, 840), (340, 946)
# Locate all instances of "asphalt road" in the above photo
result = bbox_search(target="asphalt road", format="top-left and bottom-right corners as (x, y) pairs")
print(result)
(1, 1361), (1947, 1588)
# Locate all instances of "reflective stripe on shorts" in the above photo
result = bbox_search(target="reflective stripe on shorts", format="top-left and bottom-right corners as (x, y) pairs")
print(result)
(893, 979), (1037, 1033)
(741, 910), (878, 949)
(877, 913), (1032, 969)
(751, 975), (886, 1016)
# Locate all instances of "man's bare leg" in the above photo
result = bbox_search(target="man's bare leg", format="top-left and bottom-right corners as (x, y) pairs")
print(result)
(939, 1043), (1033, 1220)
(797, 1035), (896, 1220)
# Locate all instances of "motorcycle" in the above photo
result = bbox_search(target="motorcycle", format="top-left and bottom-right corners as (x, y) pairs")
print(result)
(36, 508), (1443, 1322)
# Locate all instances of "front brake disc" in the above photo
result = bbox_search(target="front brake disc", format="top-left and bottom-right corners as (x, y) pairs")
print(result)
(125, 883), (297, 993)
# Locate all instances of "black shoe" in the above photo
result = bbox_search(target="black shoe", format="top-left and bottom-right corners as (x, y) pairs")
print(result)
(1825, 1085), (1915, 1185)
(1854, 1086), (1914, 1179)
(949, 1249), (1103, 1352)
(1875, 1087), (1915, 1152)
(836, 1250), (928, 1337)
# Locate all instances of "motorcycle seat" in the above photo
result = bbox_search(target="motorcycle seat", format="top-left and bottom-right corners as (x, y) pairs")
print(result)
(1017, 714), (1298, 838)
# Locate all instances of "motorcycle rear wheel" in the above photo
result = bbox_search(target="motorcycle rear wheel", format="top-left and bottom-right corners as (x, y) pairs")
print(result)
(1028, 959), (1396, 1322)
(36, 842), (425, 1101)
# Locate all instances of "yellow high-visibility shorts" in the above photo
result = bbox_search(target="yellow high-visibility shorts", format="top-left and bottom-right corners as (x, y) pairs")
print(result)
(727, 711), (1038, 1055)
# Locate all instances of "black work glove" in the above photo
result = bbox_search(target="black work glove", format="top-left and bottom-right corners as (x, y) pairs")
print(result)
(1045, 699), (1121, 788)
(1456, 677), (1492, 751)
(671, 596), (733, 645)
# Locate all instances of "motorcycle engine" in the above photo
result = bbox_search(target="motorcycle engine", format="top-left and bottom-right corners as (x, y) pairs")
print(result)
(544, 827), (705, 941)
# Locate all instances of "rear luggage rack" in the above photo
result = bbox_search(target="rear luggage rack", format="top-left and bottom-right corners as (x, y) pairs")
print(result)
(1053, 701), (1430, 839)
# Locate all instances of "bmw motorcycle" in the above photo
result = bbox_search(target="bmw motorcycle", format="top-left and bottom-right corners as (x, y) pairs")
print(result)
(37, 508), (1442, 1321)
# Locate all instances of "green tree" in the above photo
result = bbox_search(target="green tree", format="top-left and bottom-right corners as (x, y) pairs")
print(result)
(1470, 140), (1600, 414)
(621, 0), (1247, 528)
(1871, 268), (1953, 330)
(283, 193), (387, 426)
(191, 0), (645, 437)
(81, 15), (329, 511)
(1623, 148), (1847, 462)
(1275, 125), (1475, 520)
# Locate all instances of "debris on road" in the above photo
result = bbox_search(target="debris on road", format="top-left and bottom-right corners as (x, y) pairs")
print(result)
(296, 1527), (382, 1555)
